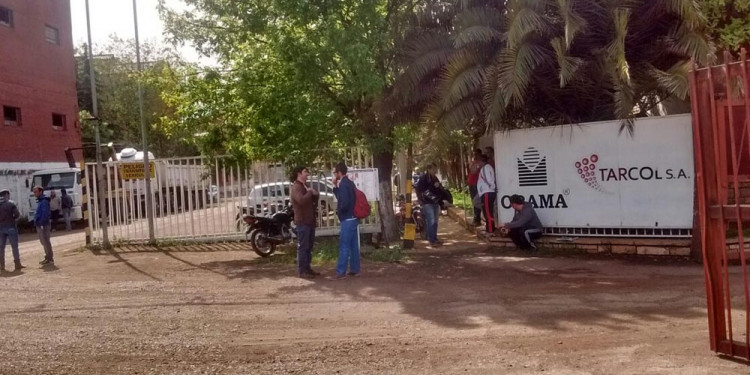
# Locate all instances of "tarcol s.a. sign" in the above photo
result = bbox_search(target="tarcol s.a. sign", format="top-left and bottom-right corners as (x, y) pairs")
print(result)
(495, 114), (694, 229)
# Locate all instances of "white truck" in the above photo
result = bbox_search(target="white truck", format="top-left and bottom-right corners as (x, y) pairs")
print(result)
(28, 148), (208, 224)
(107, 148), (208, 218)
(27, 167), (83, 223)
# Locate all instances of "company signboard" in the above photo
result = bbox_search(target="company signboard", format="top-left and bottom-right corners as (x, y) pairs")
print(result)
(494, 114), (694, 230)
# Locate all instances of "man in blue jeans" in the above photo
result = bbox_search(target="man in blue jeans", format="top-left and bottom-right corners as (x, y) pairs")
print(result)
(290, 166), (320, 279)
(0, 189), (25, 272)
(415, 163), (443, 247)
(332, 162), (359, 279)
(33, 186), (54, 265)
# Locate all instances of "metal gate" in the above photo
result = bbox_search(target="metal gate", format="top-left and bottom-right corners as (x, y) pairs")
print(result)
(86, 149), (380, 244)
(690, 49), (750, 360)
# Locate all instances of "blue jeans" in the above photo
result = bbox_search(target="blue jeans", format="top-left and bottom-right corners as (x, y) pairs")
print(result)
(422, 203), (440, 243)
(296, 224), (315, 274)
(0, 225), (20, 263)
(336, 219), (360, 275)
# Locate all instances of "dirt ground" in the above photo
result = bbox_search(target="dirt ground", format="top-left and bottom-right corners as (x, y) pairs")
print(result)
(1, 219), (748, 375)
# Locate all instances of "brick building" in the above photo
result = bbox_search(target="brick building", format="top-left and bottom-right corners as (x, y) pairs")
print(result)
(0, 0), (80, 214)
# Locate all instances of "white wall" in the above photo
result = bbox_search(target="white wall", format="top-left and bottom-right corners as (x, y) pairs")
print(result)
(494, 115), (694, 229)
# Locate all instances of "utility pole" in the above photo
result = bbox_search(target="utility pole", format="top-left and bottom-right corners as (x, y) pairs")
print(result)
(132, 0), (155, 242)
(85, 0), (109, 248)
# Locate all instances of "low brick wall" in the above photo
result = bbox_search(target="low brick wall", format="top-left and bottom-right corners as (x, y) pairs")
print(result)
(484, 234), (693, 257)
(447, 207), (750, 259)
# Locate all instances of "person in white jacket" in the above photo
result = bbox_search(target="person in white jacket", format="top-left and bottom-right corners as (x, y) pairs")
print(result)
(476, 155), (497, 234)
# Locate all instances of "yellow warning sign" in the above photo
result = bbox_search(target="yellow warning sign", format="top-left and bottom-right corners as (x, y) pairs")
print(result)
(120, 162), (155, 180)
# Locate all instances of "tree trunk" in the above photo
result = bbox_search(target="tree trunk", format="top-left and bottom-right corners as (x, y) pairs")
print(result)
(374, 150), (399, 244)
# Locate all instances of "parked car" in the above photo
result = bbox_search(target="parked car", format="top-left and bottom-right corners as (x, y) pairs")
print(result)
(246, 181), (337, 215)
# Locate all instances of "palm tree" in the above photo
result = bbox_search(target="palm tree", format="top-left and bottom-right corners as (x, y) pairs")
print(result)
(397, 0), (714, 134)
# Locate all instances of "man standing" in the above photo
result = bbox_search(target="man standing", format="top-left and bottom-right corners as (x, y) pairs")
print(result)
(466, 149), (483, 226)
(0, 189), (24, 272)
(49, 190), (61, 231)
(33, 186), (54, 265)
(332, 162), (360, 279)
(61, 189), (73, 231)
(290, 166), (320, 279)
(477, 155), (497, 235)
(501, 194), (543, 252)
(415, 163), (443, 247)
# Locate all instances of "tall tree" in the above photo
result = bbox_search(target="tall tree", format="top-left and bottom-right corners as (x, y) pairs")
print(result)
(159, 0), (437, 242)
(76, 38), (198, 158)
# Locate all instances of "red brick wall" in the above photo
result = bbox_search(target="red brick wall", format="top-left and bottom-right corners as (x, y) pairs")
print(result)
(0, 0), (81, 163)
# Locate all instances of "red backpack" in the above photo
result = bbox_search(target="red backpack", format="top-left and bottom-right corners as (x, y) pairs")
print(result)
(353, 187), (371, 219)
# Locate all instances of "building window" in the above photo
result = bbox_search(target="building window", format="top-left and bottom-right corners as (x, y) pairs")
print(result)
(0, 6), (12, 27)
(52, 113), (66, 130)
(3, 106), (21, 127)
(45, 25), (59, 44)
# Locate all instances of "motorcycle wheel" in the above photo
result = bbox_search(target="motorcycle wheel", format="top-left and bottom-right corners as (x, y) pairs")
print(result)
(250, 230), (276, 257)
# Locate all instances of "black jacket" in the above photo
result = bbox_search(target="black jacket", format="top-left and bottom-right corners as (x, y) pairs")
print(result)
(415, 173), (444, 205)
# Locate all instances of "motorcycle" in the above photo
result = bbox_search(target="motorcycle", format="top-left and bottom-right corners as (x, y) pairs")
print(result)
(242, 205), (295, 257)
(396, 194), (425, 238)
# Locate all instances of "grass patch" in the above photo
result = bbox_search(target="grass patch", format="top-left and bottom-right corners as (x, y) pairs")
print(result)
(256, 238), (408, 266)
(449, 188), (474, 212)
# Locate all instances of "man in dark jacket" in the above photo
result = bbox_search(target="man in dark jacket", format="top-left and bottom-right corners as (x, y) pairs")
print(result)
(0, 189), (25, 272)
(501, 194), (543, 252)
(33, 186), (54, 265)
(290, 166), (320, 279)
(332, 162), (359, 279)
(61, 189), (73, 231)
(415, 163), (444, 247)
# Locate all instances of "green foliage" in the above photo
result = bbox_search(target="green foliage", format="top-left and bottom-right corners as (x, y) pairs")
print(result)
(157, 0), (426, 164)
(700, 0), (750, 53)
(76, 38), (198, 159)
(449, 188), (474, 212)
(251, 238), (406, 265)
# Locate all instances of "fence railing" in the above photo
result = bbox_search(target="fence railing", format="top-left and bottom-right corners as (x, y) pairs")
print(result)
(86, 150), (380, 245)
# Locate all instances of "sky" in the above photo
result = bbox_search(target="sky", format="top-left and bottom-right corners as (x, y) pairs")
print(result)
(69, 0), (215, 65)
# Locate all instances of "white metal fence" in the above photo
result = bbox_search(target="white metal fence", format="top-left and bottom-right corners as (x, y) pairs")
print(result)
(86, 150), (379, 245)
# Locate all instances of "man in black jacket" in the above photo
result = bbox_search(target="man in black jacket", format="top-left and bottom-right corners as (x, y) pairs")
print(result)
(0, 189), (25, 272)
(501, 194), (543, 252)
(415, 163), (444, 247)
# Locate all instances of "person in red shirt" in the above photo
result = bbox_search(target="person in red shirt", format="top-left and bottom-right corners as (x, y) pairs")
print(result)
(467, 148), (483, 226)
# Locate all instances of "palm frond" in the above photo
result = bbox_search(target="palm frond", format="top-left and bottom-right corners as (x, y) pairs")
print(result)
(505, 0), (550, 47)
(607, 7), (631, 85)
(661, 0), (706, 29)
(668, 24), (715, 66)
(496, 40), (548, 108)
(397, 31), (454, 94)
(453, 7), (504, 48)
(555, 0), (587, 47)
(551, 37), (584, 87)
(647, 61), (690, 99)
(438, 49), (487, 110)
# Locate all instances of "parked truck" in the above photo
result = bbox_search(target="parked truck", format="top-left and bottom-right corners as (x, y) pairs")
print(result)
(105, 148), (209, 220)
(27, 167), (83, 223)
(28, 148), (209, 224)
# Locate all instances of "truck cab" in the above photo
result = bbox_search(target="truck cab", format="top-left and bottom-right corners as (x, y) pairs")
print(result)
(28, 168), (83, 223)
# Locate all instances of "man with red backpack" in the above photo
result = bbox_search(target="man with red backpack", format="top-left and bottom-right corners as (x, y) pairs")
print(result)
(332, 162), (360, 279)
